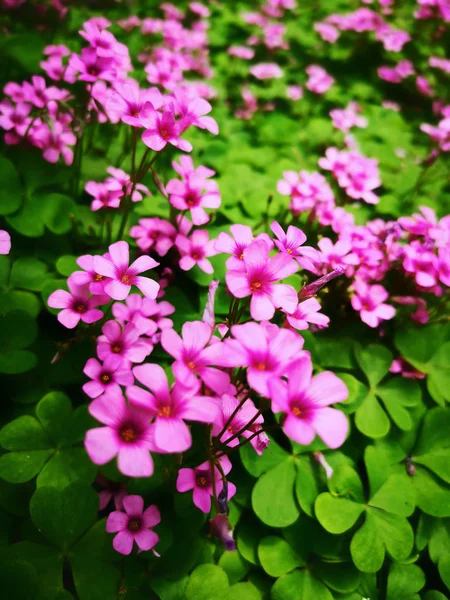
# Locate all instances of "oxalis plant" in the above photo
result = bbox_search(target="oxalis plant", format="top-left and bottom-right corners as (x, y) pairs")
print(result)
(0, 1), (449, 599)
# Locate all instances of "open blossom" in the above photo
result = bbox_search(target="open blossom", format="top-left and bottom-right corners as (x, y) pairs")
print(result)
(226, 240), (298, 321)
(314, 238), (359, 275)
(141, 106), (192, 152)
(176, 229), (216, 274)
(69, 254), (108, 294)
(128, 363), (218, 453)
(107, 80), (163, 126)
(268, 356), (348, 449)
(0, 230), (11, 255)
(32, 121), (76, 165)
(351, 279), (396, 328)
(402, 243), (438, 288)
(112, 294), (174, 337)
(375, 27), (411, 52)
(48, 281), (109, 329)
(166, 171), (221, 225)
(285, 298), (330, 331)
(249, 63), (283, 80)
(83, 356), (134, 399)
(215, 225), (273, 271)
(220, 322), (306, 397)
(85, 390), (155, 477)
(305, 65), (334, 94)
(314, 22), (340, 43)
(130, 218), (176, 255)
(330, 102), (367, 133)
(97, 321), (151, 365)
(161, 321), (230, 393)
(287, 85), (303, 100)
(85, 180), (123, 211)
(176, 455), (236, 513)
(106, 167), (150, 202)
(228, 46), (255, 59)
(212, 394), (263, 448)
(270, 221), (317, 271)
(106, 495), (160, 555)
(94, 241), (160, 301)
(172, 88), (219, 136)
(421, 118), (450, 152)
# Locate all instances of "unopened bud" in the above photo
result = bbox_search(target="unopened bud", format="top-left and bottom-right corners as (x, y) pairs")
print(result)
(210, 514), (236, 551)
(299, 266), (345, 299)
(152, 168), (168, 198)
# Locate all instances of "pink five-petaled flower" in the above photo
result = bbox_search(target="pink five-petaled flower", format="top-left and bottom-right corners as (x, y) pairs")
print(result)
(107, 80), (163, 127)
(268, 356), (348, 449)
(176, 455), (236, 513)
(166, 174), (221, 226)
(161, 321), (230, 394)
(83, 356), (134, 399)
(176, 229), (216, 274)
(94, 241), (160, 301)
(141, 106), (192, 152)
(226, 239), (298, 321)
(48, 281), (109, 329)
(127, 363), (218, 453)
(85, 180), (123, 212)
(286, 298), (330, 331)
(130, 218), (176, 255)
(351, 279), (396, 328)
(97, 321), (151, 365)
(106, 495), (160, 555)
(270, 221), (316, 270)
(212, 394), (263, 448)
(220, 322), (306, 397)
(69, 254), (107, 294)
(215, 225), (273, 271)
(85, 390), (155, 477)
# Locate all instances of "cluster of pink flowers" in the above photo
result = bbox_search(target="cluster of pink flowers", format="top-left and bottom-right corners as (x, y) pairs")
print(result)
(305, 65), (335, 95)
(414, 0), (450, 22)
(330, 102), (368, 133)
(421, 116), (450, 152)
(86, 166), (151, 212)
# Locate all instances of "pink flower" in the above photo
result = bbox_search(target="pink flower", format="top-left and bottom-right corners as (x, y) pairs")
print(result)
(69, 254), (108, 294)
(85, 390), (155, 477)
(286, 298), (330, 331)
(270, 221), (316, 270)
(176, 229), (216, 274)
(94, 241), (160, 301)
(141, 106), (192, 152)
(226, 240), (298, 321)
(107, 80), (163, 127)
(130, 218), (176, 256)
(106, 167), (150, 202)
(48, 281), (109, 329)
(215, 225), (273, 271)
(69, 48), (116, 83)
(0, 101), (32, 134)
(249, 63), (283, 80)
(85, 180), (123, 211)
(314, 22), (340, 43)
(351, 280), (396, 328)
(161, 321), (230, 393)
(97, 321), (151, 365)
(268, 356), (348, 449)
(330, 102), (367, 133)
(305, 65), (335, 94)
(32, 121), (76, 165)
(176, 455), (236, 513)
(106, 495), (160, 555)
(83, 356), (134, 399)
(220, 322), (306, 397)
(390, 358), (426, 380)
(212, 394), (263, 448)
(172, 88), (219, 135)
(287, 85), (303, 100)
(0, 230), (11, 255)
(112, 294), (174, 337)
(97, 474), (127, 511)
(228, 46), (255, 59)
(403, 243), (437, 288)
(166, 171), (221, 225)
(127, 363), (218, 452)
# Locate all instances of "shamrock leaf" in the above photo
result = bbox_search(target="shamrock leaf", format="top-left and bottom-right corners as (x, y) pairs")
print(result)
(0, 392), (96, 489)
(353, 343), (423, 438)
(315, 449), (415, 572)
(0, 310), (38, 374)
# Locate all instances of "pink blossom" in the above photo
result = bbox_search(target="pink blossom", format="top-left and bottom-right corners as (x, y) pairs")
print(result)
(161, 321), (230, 394)
(429, 56), (450, 74)
(277, 170), (335, 216)
(22, 75), (68, 109)
(85, 390), (155, 476)
(172, 88), (219, 135)
(69, 254), (109, 294)
(375, 27), (411, 52)
(286, 298), (330, 331)
(130, 218), (176, 255)
(112, 294), (174, 337)
(176, 229), (216, 274)
(107, 80), (163, 127)
(215, 225), (273, 271)
(403, 243), (438, 288)
(0, 101), (32, 136)
(421, 118), (450, 152)
(189, 2), (210, 17)
(437, 247), (450, 287)
(128, 363), (218, 452)
(212, 394), (263, 448)
(32, 121), (76, 165)
(305, 65), (335, 94)
(106, 167), (150, 202)
(378, 60), (415, 83)
(166, 171), (220, 225)
(390, 358), (426, 380)
(97, 321), (151, 365)
(316, 238), (359, 274)
(314, 22), (340, 43)
(268, 356), (348, 448)
(83, 356), (134, 399)
(48, 281), (109, 329)
(0, 230), (11, 255)
(85, 180), (123, 211)
(220, 322), (306, 397)
(69, 48), (116, 83)
(176, 455), (236, 513)
(416, 76), (434, 97)
(141, 106), (192, 152)
(93, 241), (160, 301)
(228, 46), (255, 59)
(330, 102), (367, 133)
(106, 495), (160, 555)
(270, 221), (317, 270)
(351, 279), (396, 328)
(226, 240), (298, 320)
(249, 63), (283, 80)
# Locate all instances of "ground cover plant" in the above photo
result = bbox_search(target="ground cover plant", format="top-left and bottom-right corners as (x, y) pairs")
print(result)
(0, 0), (449, 598)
